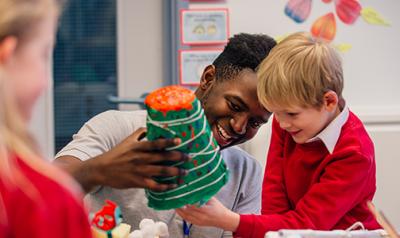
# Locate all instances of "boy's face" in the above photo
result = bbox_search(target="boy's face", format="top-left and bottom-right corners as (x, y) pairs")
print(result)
(196, 68), (271, 149)
(266, 101), (339, 144)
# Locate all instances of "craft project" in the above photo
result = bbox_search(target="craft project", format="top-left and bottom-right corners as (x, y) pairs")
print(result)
(265, 229), (386, 238)
(144, 85), (229, 210)
(129, 218), (169, 238)
(91, 200), (131, 238)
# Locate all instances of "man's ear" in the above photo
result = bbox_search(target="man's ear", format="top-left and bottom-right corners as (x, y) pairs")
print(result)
(323, 91), (339, 112)
(199, 65), (216, 90)
(0, 36), (17, 64)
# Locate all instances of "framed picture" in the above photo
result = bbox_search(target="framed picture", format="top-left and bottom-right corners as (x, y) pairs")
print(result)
(180, 8), (229, 45)
(179, 49), (222, 86)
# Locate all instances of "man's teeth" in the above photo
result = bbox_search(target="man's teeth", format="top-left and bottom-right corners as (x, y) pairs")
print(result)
(217, 124), (231, 140)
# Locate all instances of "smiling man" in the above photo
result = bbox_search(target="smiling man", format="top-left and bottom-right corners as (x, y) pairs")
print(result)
(199, 66), (269, 149)
(54, 33), (276, 238)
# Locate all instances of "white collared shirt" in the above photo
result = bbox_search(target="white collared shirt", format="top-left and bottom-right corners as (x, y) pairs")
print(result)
(306, 106), (350, 154)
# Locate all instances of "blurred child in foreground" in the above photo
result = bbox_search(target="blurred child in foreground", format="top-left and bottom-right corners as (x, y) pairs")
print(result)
(0, 0), (91, 237)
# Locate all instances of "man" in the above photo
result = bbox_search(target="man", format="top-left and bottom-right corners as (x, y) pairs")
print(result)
(55, 33), (276, 237)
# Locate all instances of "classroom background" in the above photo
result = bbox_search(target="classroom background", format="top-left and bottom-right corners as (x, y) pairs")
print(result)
(29, 0), (400, 227)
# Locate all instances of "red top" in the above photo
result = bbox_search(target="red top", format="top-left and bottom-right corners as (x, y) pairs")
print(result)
(145, 85), (195, 112)
(235, 112), (380, 238)
(0, 155), (92, 238)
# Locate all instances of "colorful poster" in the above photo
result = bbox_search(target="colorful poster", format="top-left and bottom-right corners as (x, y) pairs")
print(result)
(180, 9), (229, 45)
(179, 49), (222, 85)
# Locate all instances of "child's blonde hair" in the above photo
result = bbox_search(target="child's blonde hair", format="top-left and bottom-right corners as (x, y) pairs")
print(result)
(0, 0), (79, 225)
(257, 32), (343, 109)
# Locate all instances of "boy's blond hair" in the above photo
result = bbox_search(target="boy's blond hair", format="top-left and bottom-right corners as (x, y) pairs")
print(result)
(257, 32), (343, 109)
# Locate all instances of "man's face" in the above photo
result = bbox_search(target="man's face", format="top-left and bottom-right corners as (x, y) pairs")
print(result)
(197, 68), (271, 149)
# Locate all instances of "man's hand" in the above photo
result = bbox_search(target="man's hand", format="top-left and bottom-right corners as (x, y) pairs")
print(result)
(55, 127), (188, 193)
(175, 197), (240, 232)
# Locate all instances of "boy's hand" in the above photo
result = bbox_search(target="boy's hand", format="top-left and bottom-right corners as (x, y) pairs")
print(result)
(175, 197), (240, 232)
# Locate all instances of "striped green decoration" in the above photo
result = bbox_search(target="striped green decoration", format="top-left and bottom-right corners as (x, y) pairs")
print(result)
(145, 95), (229, 210)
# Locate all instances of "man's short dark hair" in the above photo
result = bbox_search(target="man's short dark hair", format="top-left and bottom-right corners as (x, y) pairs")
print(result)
(213, 33), (276, 81)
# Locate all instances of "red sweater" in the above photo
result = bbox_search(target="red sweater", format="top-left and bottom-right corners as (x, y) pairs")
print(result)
(235, 112), (380, 238)
(0, 155), (92, 238)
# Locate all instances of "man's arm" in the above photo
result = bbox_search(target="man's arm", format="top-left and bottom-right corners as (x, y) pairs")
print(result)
(54, 111), (188, 193)
(55, 155), (100, 193)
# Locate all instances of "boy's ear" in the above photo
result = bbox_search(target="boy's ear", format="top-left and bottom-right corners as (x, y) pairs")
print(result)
(199, 65), (216, 90)
(0, 36), (17, 64)
(323, 91), (339, 112)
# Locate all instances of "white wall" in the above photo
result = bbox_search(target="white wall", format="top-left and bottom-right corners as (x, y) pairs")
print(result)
(369, 125), (400, 227)
(117, 0), (165, 111)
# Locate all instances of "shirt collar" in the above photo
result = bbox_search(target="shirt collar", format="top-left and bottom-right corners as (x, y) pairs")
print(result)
(306, 106), (349, 154)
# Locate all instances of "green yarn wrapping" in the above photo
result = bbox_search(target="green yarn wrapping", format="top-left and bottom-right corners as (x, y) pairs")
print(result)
(145, 97), (229, 210)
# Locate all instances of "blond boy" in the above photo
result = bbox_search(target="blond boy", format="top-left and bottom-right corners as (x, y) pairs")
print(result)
(177, 32), (380, 238)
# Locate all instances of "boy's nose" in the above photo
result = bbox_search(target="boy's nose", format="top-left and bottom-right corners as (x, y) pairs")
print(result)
(279, 120), (291, 130)
(274, 114), (291, 130)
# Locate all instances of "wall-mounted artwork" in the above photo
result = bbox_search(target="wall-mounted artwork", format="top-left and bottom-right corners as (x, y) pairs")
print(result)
(283, 0), (390, 51)
(180, 8), (229, 45)
(179, 49), (222, 85)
